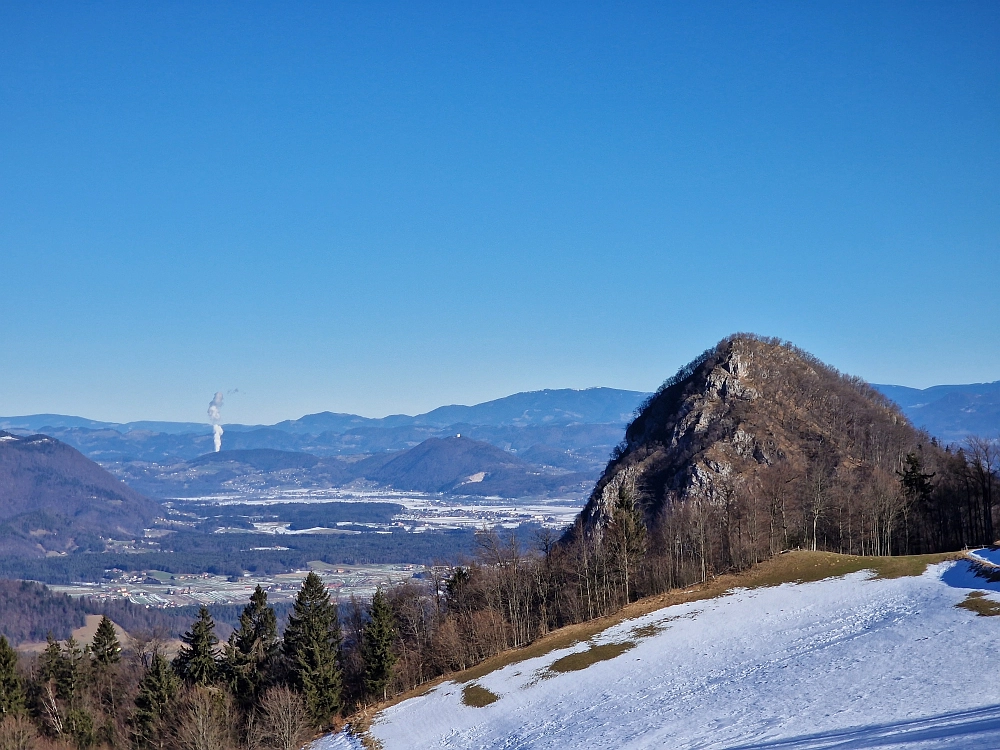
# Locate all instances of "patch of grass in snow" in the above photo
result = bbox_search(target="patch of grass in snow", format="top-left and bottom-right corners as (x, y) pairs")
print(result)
(956, 591), (1000, 617)
(631, 623), (664, 639)
(548, 641), (636, 673)
(462, 683), (499, 707)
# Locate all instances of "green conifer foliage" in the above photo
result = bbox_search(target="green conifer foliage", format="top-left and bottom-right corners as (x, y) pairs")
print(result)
(132, 654), (179, 749)
(40, 634), (62, 683)
(173, 607), (219, 685)
(0, 635), (24, 717)
(283, 572), (343, 727)
(362, 588), (397, 702)
(91, 616), (121, 667)
(58, 637), (85, 707)
(223, 584), (279, 707)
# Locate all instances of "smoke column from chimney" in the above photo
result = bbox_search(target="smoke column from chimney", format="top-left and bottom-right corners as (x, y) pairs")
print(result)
(207, 391), (224, 452)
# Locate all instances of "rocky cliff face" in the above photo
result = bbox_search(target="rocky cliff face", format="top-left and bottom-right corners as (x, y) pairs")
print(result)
(580, 334), (917, 534)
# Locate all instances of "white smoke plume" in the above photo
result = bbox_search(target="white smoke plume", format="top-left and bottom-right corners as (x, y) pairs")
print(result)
(208, 391), (224, 452)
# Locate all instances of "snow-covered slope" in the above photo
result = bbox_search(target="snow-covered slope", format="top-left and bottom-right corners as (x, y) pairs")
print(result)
(317, 558), (1000, 749)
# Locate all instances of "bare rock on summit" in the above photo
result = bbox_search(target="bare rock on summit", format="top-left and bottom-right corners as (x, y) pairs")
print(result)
(580, 334), (919, 534)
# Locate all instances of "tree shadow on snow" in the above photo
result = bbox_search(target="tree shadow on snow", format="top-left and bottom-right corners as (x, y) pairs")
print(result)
(941, 559), (1000, 591)
(724, 704), (1000, 750)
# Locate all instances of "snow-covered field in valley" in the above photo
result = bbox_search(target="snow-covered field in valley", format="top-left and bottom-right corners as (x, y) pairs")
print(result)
(315, 558), (1000, 750)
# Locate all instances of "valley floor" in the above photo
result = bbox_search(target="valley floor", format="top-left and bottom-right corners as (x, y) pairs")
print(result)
(316, 554), (1000, 749)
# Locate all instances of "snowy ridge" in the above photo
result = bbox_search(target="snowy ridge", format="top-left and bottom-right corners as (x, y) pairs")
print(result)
(316, 558), (1000, 749)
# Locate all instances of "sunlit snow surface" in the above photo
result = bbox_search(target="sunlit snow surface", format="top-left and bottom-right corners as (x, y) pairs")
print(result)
(315, 560), (1000, 750)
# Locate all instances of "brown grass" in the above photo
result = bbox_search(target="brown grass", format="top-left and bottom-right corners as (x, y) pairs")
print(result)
(461, 684), (499, 707)
(956, 590), (1000, 617)
(630, 623), (663, 639)
(548, 641), (636, 674)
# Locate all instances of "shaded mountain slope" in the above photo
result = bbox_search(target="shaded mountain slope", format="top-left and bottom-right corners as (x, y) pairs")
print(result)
(0, 432), (161, 555)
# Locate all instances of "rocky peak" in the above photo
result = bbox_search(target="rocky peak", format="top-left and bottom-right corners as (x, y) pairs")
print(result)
(579, 334), (910, 534)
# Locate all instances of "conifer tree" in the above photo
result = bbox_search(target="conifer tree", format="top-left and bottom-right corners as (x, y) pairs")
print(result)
(58, 637), (85, 707)
(173, 606), (219, 685)
(0, 635), (24, 717)
(607, 483), (647, 605)
(361, 588), (397, 702)
(132, 653), (179, 749)
(223, 584), (278, 707)
(283, 572), (343, 727)
(91, 616), (121, 667)
(40, 633), (62, 683)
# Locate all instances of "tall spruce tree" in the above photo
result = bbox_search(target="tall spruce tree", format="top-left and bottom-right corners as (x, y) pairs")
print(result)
(224, 584), (279, 707)
(91, 616), (122, 667)
(173, 606), (219, 685)
(0, 635), (24, 717)
(361, 588), (397, 702)
(40, 633), (62, 683)
(58, 637), (85, 707)
(132, 653), (179, 749)
(283, 572), (343, 727)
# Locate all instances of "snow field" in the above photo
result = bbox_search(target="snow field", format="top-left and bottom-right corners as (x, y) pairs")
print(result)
(315, 558), (1000, 749)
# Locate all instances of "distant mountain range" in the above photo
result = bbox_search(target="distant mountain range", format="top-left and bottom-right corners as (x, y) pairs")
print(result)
(0, 388), (651, 466)
(872, 381), (1000, 444)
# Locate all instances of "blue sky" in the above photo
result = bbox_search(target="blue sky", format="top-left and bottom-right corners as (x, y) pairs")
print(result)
(1, 2), (997, 424)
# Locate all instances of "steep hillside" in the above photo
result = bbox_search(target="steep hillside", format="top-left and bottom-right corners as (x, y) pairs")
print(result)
(579, 334), (961, 556)
(0, 431), (161, 555)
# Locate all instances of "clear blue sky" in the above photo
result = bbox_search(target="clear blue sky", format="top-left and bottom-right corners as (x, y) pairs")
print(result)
(1, 2), (997, 424)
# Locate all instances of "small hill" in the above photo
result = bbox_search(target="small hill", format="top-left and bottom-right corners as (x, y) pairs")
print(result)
(0, 431), (161, 555)
(188, 448), (321, 471)
(356, 436), (592, 497)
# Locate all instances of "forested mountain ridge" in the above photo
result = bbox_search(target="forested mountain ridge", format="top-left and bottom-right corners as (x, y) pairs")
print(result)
(0, 431), (161, 556)
(579, 334), (995, 562)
